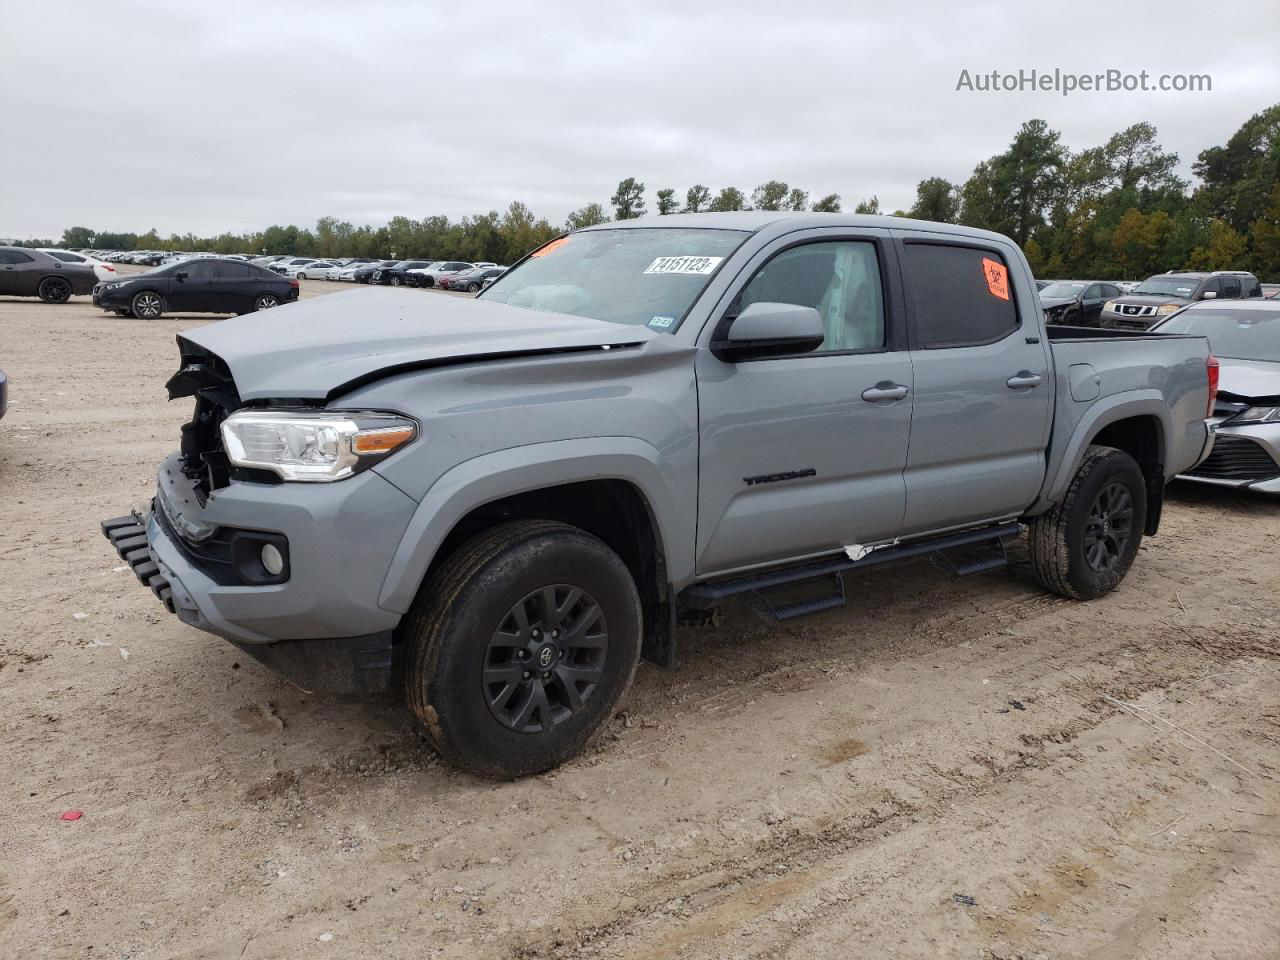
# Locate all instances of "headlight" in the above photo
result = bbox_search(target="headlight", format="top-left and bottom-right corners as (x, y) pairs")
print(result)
(1103, 301), (1117, 312)
(1156, 303), (1181, 316)
(220, 410), (417, 482)
(1228, 406), (1280, 425)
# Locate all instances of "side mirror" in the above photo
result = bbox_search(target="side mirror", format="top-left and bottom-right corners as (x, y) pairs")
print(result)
(711, 302), (825, 362)
(1201, 290), (1217, 299)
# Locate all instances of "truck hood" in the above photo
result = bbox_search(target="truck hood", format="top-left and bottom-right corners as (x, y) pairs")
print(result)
(175, 287), (654, 402)
(1217, 357), (1280, 403)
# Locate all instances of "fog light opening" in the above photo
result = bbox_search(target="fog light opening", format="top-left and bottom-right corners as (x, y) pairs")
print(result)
(261, 543), (285, 577)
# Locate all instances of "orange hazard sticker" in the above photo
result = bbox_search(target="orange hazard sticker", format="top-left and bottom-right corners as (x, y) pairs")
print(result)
(530, 236), (571, 258)
(982, 257), (1009, 300)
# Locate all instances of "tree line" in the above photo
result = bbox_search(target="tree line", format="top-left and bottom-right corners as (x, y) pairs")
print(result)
(26, 103), (1280, 280)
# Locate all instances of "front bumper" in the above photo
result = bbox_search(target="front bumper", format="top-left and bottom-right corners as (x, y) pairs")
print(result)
(1177, 422), (1280, 494)
(100, 452), (422, 691)
(92, 283), (132, 309)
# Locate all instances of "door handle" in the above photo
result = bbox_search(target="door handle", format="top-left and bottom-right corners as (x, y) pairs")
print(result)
(861, 383), (910, 403)
(1007, 372), (1043, 389)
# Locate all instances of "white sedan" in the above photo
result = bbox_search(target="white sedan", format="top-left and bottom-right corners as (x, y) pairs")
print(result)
(39, 248), (120, 282)
(290, 261), (342, 280)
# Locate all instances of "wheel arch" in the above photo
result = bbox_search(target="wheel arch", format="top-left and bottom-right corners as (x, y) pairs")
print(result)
(1037, 393), (1171, 534)
(379, 439), (685, 667)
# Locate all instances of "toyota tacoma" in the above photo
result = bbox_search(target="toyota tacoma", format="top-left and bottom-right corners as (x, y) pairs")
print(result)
(104, 213), (1217, 777)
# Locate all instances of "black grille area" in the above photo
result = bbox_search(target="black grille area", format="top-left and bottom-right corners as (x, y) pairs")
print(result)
(165, 342), (241, 501)
(1186, 434), (1280, 482)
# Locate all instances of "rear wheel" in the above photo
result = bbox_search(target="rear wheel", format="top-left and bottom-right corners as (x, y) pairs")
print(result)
(130, 290), (164, 319)
(1027, 445), (1146, 600)
(38, 276), (72, 303)
(402, 520), (642, 778)
(253, 293), (279, 312)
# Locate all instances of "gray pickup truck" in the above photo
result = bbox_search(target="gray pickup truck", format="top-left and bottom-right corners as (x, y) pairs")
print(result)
(103, 213), (1217, 777)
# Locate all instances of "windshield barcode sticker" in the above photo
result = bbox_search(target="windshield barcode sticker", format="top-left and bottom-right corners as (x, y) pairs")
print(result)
(644, 256), (723, 276)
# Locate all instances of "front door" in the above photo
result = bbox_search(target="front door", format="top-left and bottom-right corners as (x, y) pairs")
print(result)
(695, 231), (913, 575)
(896, 237), (1053, 535)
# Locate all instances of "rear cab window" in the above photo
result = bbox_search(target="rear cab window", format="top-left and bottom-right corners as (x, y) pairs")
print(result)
(901, 242), (1019, 348)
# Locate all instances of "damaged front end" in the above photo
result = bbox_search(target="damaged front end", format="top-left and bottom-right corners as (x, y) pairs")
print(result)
(165, 337), (244, 501)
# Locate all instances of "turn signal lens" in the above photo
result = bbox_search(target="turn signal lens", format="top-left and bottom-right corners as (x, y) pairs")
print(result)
(352, 425), (416, 455)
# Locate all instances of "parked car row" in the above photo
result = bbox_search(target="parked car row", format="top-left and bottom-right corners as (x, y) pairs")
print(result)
(1039, 270), (1269, 331)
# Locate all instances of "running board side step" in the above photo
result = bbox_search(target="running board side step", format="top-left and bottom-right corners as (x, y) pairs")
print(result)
(681, 522), (1021, 620)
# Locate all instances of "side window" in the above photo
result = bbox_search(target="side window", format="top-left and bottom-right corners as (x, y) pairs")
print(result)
(0, 250), (34, 264)
(1219, 276), (1242, 299)
(902, 243), (1019, 348)
(47, 251), (81, 263)
(728, 240), (885, 353)
(220, 262), (250, 279)
(1102, 284), (1120, 298)
(1083, 284), (1102, 299)
(186, 260), (218, 280)
(1243, 277), (1262, 298)
(1199, 278), (1220, 298)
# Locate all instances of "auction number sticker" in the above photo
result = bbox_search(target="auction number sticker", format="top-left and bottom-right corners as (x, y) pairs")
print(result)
(643, 255), (723, 276)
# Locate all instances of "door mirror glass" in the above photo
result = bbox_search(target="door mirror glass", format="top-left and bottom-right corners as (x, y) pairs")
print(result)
(712, 302), (826, 361)
(1201, 290), (1217, 299)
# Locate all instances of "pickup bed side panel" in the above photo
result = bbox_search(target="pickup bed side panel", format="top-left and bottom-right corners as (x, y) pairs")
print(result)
(1032, 337), (1211, 513)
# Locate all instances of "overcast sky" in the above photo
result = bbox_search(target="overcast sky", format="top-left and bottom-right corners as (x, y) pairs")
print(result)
(1, 0), (1277, 240)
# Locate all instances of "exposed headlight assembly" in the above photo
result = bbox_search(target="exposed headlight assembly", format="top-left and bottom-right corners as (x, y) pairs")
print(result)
(1156, 303), (1181, 315)
(1228, 406), (1280, 425)
(221, 410), (417, 482)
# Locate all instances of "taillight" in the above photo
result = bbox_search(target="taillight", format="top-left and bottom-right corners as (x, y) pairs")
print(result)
(1206, 354), (1219, 416)
(288, 279), (300, 288)
(104, 265), (115, 271)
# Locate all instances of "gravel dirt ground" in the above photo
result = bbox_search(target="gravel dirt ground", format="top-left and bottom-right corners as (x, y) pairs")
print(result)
(1, 274), (1278, 960)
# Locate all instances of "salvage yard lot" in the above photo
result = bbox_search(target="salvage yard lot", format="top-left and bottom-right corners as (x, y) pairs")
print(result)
(1, 283), (1279, 959)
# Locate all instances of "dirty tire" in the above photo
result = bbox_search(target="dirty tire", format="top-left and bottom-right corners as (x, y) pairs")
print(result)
(1027, 445), (1146, 600)
(38, 276), (72, 303)
(402, 520), (642, 778)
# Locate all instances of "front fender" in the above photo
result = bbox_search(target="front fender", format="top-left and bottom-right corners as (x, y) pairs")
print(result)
(376, 436), (688, 614)
(1035, 390), (1173, 511)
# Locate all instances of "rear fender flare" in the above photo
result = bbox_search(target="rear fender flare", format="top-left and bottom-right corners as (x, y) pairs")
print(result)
(376, 437), (685, 614)
(1035, 390), (1171, 510)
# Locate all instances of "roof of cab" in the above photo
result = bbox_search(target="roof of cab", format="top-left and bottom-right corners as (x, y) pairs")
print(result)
(578, 210), (1017, 246)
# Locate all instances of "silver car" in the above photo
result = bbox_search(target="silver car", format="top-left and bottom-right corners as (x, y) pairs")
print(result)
(1154, 299), (1280, 494)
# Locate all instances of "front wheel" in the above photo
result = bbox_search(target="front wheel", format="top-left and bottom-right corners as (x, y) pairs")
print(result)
(466, 282), (481, 293)
(1027, 445), (1146, 600)
(38, 276), (72, 303)
(401, 520), (642, 778)
(130, 291), (164, 319)
(389, 274), (402, 286)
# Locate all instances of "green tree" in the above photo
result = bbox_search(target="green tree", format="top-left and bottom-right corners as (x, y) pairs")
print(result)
(908, 177), (960, 222)
(811, 193), (841, 213)
(786, 188), (810, 211)
(708, 187), (747, 212)
(684, 184), (711, 212)
(1193, 104), (1280, 232)
(961, 119), (1067, 245)
(854, 196), (881, 215)
(656, 189), (678, 215)
(565, 202), (610, 231)
(751, 180), (791, 211)
(610, 177), (646, 220)
(1187, 219), (1249, 271)
(60, 226), (96, 248)
(1248, 182), (1280, 279)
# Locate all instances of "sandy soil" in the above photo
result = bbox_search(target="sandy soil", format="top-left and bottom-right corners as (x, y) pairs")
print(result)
(1, 275), (1278, 960)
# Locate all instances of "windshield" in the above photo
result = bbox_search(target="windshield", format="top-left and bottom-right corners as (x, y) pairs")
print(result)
(1156, 307), (1280, 362)
(1133, 276), (1199, 298)
(1040, 281), (1087, 298)
(481, 227), (749, 330)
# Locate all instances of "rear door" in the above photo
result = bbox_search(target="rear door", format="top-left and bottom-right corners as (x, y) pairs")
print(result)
(695, 229), (913, 574)
(0, 250), (30, 295)
(218, 261), (254, 312)
(896, 236), (1053, 536)
(1080, 283), (1104, 324)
